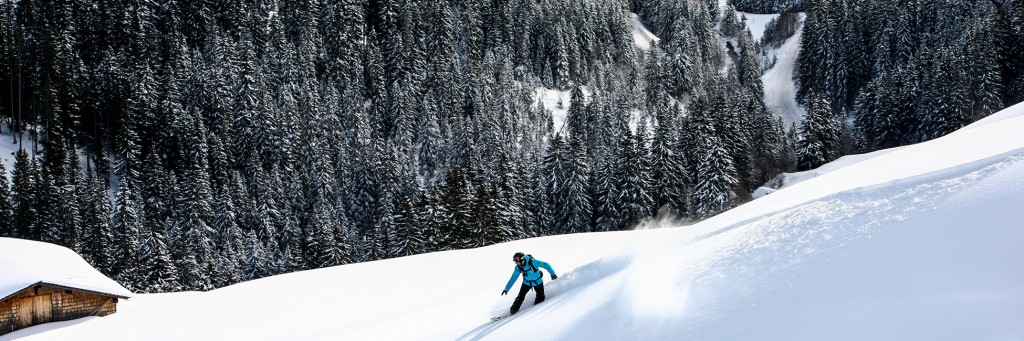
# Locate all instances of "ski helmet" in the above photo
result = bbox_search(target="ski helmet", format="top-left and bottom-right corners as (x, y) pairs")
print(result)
(513, 252), (525, 262)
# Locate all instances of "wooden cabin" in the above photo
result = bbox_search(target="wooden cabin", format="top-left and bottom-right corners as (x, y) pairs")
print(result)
(1, 282), (129, 336)
(0, 238), (133, 336)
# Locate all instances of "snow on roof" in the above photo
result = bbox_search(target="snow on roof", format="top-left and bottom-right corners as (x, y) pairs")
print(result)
(0, 238), (132, 300)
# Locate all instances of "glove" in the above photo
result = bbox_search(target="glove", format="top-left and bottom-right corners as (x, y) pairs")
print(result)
(501, 290), (508, 296)
(551, 275), (558, 280)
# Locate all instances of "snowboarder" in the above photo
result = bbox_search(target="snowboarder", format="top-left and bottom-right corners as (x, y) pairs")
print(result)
(501, 252), (558, 315)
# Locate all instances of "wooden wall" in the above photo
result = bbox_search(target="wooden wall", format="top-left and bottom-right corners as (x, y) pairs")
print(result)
(1, 285), (119, 336)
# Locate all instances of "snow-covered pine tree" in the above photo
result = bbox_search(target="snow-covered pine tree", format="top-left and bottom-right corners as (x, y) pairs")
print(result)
(690, 98), (738, 219)
(82, 169), (114, 274)
(242, 229), (270, 281)
(110, 102), (149, 289)
(651, 102), (691, 219)
(591, 150), (619, 233)
(498, 155), (529, 239)
(437, 165), (475, 249)
(392, 194), (426, 257)
(664, 14), (696, 97)
(414, 189), (440, 252)
(746, 95), (789, 185)
(796, 0), (849, 110)
(144, 230), (181, 293)
(172, 90), (217, 291)
(0, 162), (12, 237)
(918, 47), (971, 141)
(566, 86), (588, 144)
(962, 19), (1004, 120)
(993, 0), (1024, 104)
(542, 134), (568, 233)
(615, 119), (655, 230)
(212, 177), (244, 285)
(233, 32), (269, 170)
(562, 133), (592, 234)
(323, 0), (366, 91)
(278, 213), (305, 273)
(467, 183), (496, 248)
(112, 167), (147, 291)
(63, 144), (86, 251)
(140, 149), (173, 243)
(305, 153), (346, 267)
(735, 22), (764, 97)
(797, 92), (842, 171)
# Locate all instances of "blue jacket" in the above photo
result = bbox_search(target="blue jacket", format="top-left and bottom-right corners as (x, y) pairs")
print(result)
(505, 255), (557, 291)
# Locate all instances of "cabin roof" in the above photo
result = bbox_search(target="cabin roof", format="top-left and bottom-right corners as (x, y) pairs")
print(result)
(0, 238), (133, 302)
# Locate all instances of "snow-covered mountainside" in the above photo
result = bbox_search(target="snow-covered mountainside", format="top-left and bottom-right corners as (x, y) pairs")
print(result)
(5, 104), (1024, 340)
(759, 12), (805, 126)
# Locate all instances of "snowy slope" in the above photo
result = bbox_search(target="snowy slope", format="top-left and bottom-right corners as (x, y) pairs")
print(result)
(759, 13), (806, 126)
(631, 13), (660, 50)
(771, 146), (905, 190)
(6, 101), (1024, 340)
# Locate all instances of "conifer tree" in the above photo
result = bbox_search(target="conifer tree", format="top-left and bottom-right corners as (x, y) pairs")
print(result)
(993, 0), (1024, 104)
(566, 85), (588, 141)
(615, 120), (654, 230)
(562, 133), (593, 234)
(541, 135), (568, 232)
(748, 97), (788, 184)
(212, 178), (244, 285)
(112, 168), (147, 291)
(304, 150), (345, 267)
(144, 231), (181, 293)
(692, 133), (738, 219)
(918, 48), (971, 141)
(437, 165), (474, 249)
(173, 110), (217, 291)
(82, 170), (114, 274)
(243, 229), (270, 281)
(962, 20), (1004, 120)
(392, 194), (426, 257)
(61, 146), (85, 251)
(591, 153), (619, 232)
(279, 214), (305, 273)
(11, 149), (38, 240)
(495, 155), (526, 239)
(651, 103), (691, 218)
(797, 92), (842, 171)
(467, 184), (496, 248)
(0, 162), (13, 237)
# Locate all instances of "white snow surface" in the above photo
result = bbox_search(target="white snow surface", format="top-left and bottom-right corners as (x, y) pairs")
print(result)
(534, 87), (572, 134)
(760, 13), (806, 126)
(776, 147), (905, 189)
(737, 12), (780, 43)
(631, 13), (660, 50)
(6, 102), (1024, 340)
(0, 238), (133, 300)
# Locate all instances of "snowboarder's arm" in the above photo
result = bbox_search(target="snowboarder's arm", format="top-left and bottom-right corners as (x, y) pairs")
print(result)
(536, 259), (557, 278)
(504, 267), (521, 292)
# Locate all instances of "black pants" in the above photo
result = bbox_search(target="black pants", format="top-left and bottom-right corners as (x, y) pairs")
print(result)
(510, 283), (545, 315)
